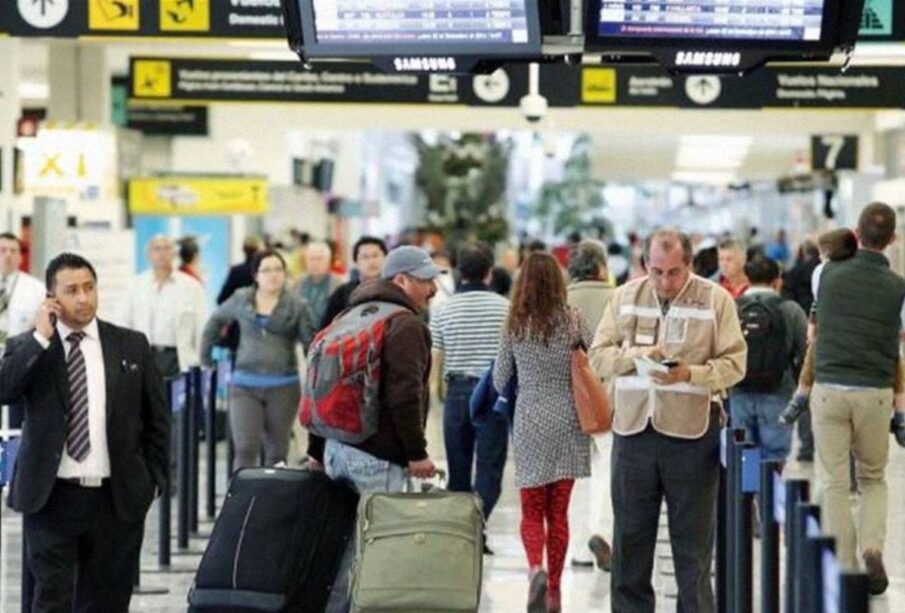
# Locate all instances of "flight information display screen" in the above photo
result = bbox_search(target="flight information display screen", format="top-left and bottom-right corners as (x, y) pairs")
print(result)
(312, 1), (534, 46)
(597, 1), (827, 42)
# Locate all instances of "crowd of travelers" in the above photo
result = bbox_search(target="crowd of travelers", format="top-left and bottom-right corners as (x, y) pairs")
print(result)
(1, 202), (904, 612)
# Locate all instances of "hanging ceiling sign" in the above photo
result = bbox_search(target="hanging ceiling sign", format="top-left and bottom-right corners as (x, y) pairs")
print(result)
(129, 176), (270, 215)
(1, 1), (285, 39)
(580, 65), (905, 110)
(129, 57), (466, 105)
(858, 0), (905, 41)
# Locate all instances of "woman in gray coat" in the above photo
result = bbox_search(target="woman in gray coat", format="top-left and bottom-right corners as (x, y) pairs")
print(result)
(494, 252), (591, 613)
(201, 249), (315, 468)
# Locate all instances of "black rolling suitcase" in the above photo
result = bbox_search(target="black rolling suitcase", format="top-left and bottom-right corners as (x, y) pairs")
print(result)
(188, 467), (359, 613)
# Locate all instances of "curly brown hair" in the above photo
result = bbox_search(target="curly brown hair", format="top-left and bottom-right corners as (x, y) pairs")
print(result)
(508, 252), (568, 346)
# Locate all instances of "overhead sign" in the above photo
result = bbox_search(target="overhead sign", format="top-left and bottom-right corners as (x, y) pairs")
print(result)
(811, 135), (859, 171)
(18, 124), (118, 201)
(130, 57), (905, 111)
(2, 0), (283, 39)
(129, 176), (269, 215)
(128, 57), (578, 107)
(858, 0), (905, 40)
(130, 57), (465, 105)
(580, 65), (905, 110)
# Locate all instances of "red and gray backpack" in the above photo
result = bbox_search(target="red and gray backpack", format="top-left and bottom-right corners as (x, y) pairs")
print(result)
(299, 301), (409, 445)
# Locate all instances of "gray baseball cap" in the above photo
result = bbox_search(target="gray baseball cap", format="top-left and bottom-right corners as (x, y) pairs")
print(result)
(381, 246), (442, 280)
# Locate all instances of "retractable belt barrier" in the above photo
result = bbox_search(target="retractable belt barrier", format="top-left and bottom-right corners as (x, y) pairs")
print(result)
(720, 427), (870, 613)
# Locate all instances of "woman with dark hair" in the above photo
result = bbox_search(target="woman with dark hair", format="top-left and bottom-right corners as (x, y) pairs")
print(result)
(201, 250), (315, 468)
(493, 252), (592, 613)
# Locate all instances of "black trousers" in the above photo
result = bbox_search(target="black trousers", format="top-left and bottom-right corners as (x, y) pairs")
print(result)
(611, 413), (720, 613)
(24, 481), (144, 613)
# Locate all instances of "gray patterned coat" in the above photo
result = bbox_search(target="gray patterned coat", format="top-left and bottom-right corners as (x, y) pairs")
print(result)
(493, 309), (592, 489)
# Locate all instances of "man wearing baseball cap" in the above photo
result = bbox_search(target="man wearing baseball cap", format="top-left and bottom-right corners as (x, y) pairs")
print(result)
(307, 245), (441, 612)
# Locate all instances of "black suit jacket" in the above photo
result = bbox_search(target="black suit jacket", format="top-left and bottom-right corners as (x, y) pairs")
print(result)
(0, 320), (170, 523)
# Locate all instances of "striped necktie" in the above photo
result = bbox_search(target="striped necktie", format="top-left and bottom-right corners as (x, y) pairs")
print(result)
(66, 331), (91, 462)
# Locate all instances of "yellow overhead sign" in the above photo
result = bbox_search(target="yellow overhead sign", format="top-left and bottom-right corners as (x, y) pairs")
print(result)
(129, 176), (269, 215)
(89, 0), (140, 31)
(582, 68), (617, 104)
(132, 60), (172, 98)
(160, 0), (210, 32)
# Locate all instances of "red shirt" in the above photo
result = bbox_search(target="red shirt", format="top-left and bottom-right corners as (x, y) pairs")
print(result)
(719, 276), (749, 300)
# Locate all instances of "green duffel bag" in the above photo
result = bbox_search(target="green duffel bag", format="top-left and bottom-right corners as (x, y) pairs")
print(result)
(350, 489), (484, 612)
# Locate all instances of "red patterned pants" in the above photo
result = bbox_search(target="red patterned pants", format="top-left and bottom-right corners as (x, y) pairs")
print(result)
(519, 479), (575, 591)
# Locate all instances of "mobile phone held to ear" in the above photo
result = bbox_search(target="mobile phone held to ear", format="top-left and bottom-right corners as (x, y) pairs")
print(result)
(46, 292), (57, 326)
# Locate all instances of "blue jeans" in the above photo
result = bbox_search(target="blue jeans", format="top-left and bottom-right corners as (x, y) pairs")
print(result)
(729, 391), (793, 461)
(323, 440), (406, 613)
(443, 376), (509, 520)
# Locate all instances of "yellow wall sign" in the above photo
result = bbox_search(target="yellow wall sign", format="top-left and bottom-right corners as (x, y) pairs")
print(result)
(89, 0), (140, 31)
(129, 177), (269, 215)
(132, 60), (172, 98)
(160, 0), (210, 32)
(582, 68), (617, 104)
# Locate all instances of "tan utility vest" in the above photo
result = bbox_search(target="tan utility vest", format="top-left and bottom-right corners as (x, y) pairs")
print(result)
(611, 276), (723, 439)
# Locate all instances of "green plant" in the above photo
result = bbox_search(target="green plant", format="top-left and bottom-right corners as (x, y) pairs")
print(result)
(411, 133), (511, 244)
(535, 135), (610, 239)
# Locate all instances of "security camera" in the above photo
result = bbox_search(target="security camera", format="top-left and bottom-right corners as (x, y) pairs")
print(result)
(519, 93), (548, 124)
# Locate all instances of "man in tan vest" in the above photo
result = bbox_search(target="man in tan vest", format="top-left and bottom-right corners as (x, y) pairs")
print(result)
(591, 229), (746, 613)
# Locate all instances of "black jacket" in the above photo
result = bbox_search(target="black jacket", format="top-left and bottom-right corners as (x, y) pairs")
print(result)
(0, 321), (170, 522)
(781, 256), (820, 316)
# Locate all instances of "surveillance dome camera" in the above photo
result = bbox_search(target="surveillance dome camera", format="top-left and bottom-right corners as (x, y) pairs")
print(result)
(519, 93), (548, 123)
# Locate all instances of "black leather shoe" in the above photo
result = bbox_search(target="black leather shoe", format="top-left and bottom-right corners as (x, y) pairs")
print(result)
(588, 535), (613, 572)
(864, 551), (889, 595)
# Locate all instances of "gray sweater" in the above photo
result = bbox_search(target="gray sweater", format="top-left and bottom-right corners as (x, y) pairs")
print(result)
(201, 287), (315, 374)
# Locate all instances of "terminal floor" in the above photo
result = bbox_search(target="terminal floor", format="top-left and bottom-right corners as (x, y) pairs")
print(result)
(2, 407), (905, 612)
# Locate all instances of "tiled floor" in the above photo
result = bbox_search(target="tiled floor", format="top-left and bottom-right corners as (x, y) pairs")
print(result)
(3, 408), (905, 612)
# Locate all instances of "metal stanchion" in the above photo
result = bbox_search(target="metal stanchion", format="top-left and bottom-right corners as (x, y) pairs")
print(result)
(189, 367), (201, 534)
(808, 535), (835, 612)
(731, 431), (754, 613)
(723, 428), (741, 613)
(838, 572), (870, 613)
(177, 371), (191, 550)
(205, 366), (217, 520)
(759, 460), (783, 613)
(783, 479), (809, 613)
(716, 453), (728, 613)
(795, 504), (820, 613)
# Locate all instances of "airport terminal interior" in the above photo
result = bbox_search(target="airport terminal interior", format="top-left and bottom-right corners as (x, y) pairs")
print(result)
(3, 0), (905, 611)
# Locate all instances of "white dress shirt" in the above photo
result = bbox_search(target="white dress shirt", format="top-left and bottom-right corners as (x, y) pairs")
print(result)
(34, 318), (111, 479)
(117, 269), (208, 371)
(0, 271), (45, 339)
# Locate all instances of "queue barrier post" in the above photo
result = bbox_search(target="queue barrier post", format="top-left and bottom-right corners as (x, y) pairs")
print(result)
(758, 460), (783, 613)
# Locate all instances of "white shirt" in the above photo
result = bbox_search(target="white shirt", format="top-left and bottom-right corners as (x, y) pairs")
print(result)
(117, 269), (207, 371)
(34, 318), (111, 479)
(0, 271), (45, 339)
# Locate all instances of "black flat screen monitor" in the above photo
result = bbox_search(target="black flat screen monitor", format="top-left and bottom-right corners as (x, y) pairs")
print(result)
(298, 1), (543, 59)
(596, 1), (829, 43)
(585, 0), (848, 71)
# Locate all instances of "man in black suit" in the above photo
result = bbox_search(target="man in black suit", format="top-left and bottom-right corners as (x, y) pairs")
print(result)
(0, 253), (169, 612)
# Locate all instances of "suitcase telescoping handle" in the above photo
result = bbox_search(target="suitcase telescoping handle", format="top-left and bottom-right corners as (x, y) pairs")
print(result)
(404, 468), (447, 493)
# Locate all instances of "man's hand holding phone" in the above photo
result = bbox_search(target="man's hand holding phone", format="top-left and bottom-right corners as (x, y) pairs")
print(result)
(651, 357), (692, 386)
(35, 296), (61, 342)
